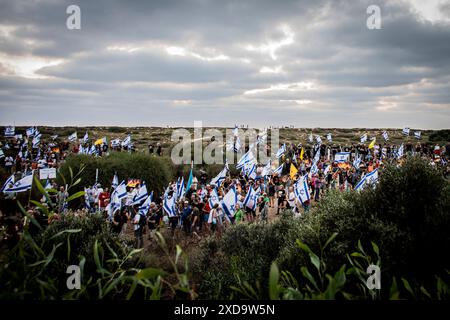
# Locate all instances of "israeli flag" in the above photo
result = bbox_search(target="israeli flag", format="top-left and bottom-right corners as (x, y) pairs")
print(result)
(111, 138), (121, 147)
(313, 148), (321, 164)
(1, 174), (15, 193)
(256, 130), (267, 145)
(276, 144), (286, 159)
(360, 133), (367, 143)
(122, 135), (131, 147)
(355, 169), (379, 191)
(335, 152), (350, 163)
(32, 135), (41, 148)
(208, 188), (220, 208)
(261, 160), (272, 177)
(115, 180), (128, 200)
(316, 135), (322, 145)
(402, 127), (410, 136)
(353, 156), (362, 168)
(232, 125), (239, 137)
(139, 191), (153, 214)
(26, 127), (36, 137)
(381, 147), (387, 159)
(89, 145), (97, 155)
(111, 174), (118, 189)
(326, 133), (332, 142)
(234, 136), (242, 153)
(83, 131), (89, 143)
(176, 177), (185, 199)
(211, 165), (228, 186)
(68, 132), (77, 142)
(294, 176), (310, 204)
(414, 131), (421, 139)
(397, 144), (404, 159)
(273, 163), (284, 175)
(323, 164), (332, 175)
(221, 185), (237, 220)
(243, 186), (258, 211)
(4, 126), (15, 137)
(84, 187), (91, 210)
(244, 162), (257, 179)
(132, 182), (148, 205)
(382, 131), (389, 141)
(310, 162), (319, 176)
(236, 150), (256, 169)
(5, 172), (33, 193)
(44, 179), (52, 190)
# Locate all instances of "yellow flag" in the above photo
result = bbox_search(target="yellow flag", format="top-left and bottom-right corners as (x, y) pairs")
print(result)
(290, 163), (298, 179)
(94, 137), (106, 145)
(300, 147), (304, 160)
(368, 137), (376, 149)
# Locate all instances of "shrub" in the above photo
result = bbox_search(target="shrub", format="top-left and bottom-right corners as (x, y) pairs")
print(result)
(58, 152), (173, 207)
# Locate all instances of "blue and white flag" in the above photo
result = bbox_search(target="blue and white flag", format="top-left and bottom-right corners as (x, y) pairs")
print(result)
(402, 127), (410, 136)
(323, 164), (332, 175)
(111, 174), (118, 189)
(236, 150), (256, 169)
(232, 125), (239, 137)
(221, 186), (237, 220)
(294, 176), (310, 204)
(176, 177), (185, 199)
(244, 162), (257, 179)
(309, 162), (319, 176)
(83, 131), (89, 143)
(313, 148), (321, 164)
(243, 186), (258, 211)
(360, 133), (367, 143)
(84, 187), (91, 210)
(139, 191), (153, 214)
(211, 165), (228, 186)
(186, 162), (194, 191)
(234, 136), (242, 153)
(276, 144), (286, 159)
(89, 145), (97, 155)
(26, 127), (36, 137)
(414, 131), (421, 139)
(1, 174), (15, 193)
(132, 182), (148, 205)
(121, 135), (131, 147)
(4, 172), (33, 193)
(32, 134), (41, 148)
(397, 144), (404, 159)
(115, 180), (127, 200)
(355, 169), (379, 191)
(335, 152), (350, 163)
(51, 134), (58, 140)
(316, 135), (322, 145)
(111, 138), (121, 147)
(4, 126), (15, 137)
(273, 163), (284, 175)
(382, 131), (389, 141)
(68, 132), (77, 142)
(326, 133), (332, 142)
(353, 156), (362, 168)
(208, 188), (220, 208)
(256, 130), (267, 145)
(261, 160), (272, 177)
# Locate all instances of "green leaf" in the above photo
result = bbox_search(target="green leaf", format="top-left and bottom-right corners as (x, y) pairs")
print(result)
(49, 228), (82, 240)
(175, 245), (182, 265)
(389, 277), (399, 300)
(269, 262), (280, 300)
(371, 241), (380, 256)
(67, 191), (85, 202)
(296, 240), (312, 254)
(300, 266), (319, 291)
(136, 268), (167, 280)
(401, 278), (415, 298)
(34, 175), (50, 203)
(323, 232), (338, 250)
(310, 253), (321, 273)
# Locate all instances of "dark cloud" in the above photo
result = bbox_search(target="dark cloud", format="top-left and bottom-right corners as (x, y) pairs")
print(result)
(0, 0), (449, 128)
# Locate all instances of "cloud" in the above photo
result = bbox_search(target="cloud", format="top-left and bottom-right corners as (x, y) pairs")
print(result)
(0, 0), (449, 128)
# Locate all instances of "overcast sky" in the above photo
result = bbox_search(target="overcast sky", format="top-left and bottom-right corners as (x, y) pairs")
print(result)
(0, 0), (449, 129)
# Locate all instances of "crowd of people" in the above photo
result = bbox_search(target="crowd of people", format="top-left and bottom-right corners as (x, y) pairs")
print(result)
(1, 127), (449, 249)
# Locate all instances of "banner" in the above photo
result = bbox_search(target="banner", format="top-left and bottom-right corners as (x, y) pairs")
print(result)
(39, 168), (57, 180)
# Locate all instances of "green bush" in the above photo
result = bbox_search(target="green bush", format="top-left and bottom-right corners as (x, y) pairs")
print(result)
(58, 153), (174, 206)
(194, 156), (450, 299)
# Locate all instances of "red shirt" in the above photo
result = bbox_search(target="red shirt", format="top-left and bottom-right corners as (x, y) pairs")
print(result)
(98, 192), (110, 208)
